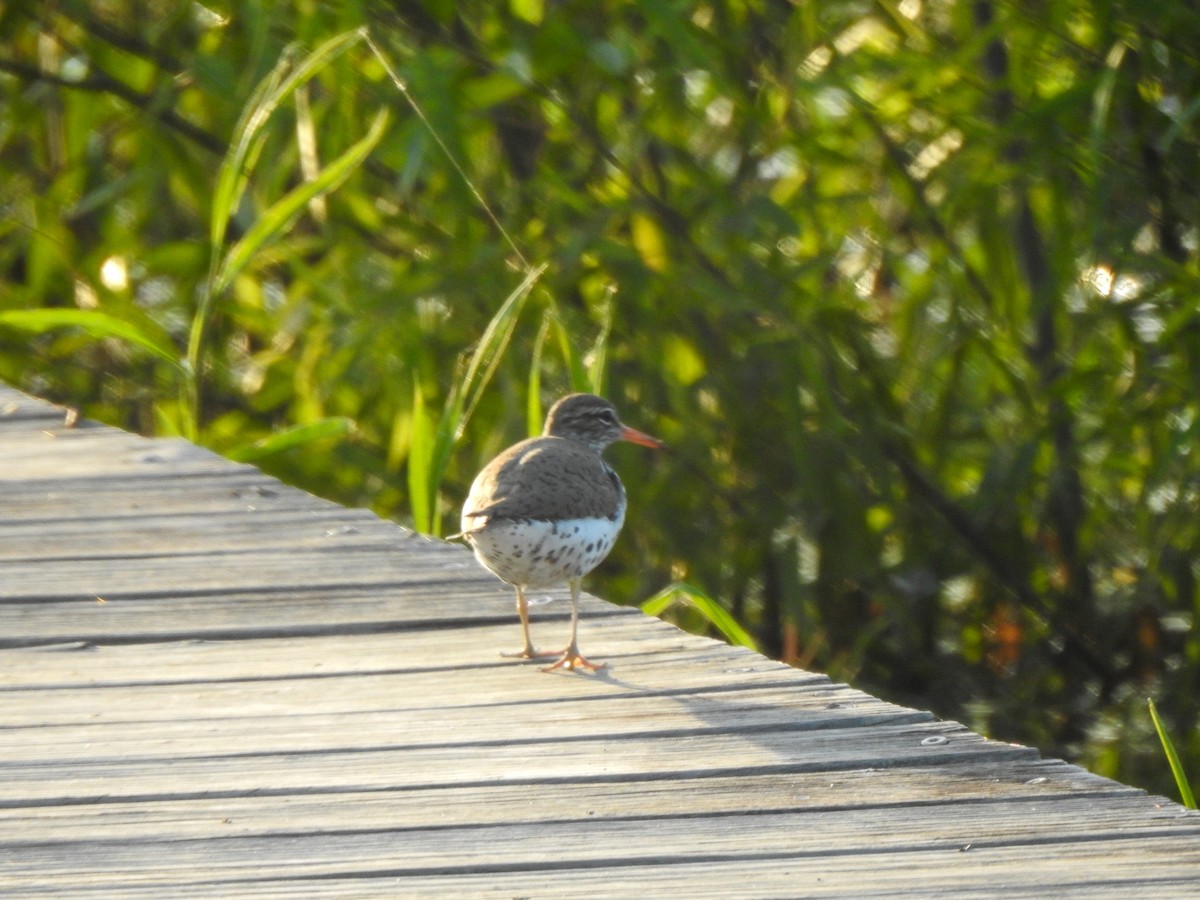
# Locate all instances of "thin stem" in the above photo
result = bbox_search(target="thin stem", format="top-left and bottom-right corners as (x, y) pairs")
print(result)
(362, 30), (531, 272)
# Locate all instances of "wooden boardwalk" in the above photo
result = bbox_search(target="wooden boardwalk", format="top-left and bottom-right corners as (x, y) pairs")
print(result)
(2, 383), (1197, 898)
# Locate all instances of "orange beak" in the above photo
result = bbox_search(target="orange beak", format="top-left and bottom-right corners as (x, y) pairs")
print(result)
(619, 425), (666, 449)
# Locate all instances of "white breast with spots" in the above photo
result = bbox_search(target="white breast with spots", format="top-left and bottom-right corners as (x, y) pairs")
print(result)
(466, 512), (625, 589)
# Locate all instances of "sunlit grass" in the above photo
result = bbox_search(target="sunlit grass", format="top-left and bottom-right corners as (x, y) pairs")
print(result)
(408, 264), (547, 536)
(193, 29), (387, 440)
(642, 581), (759, 652)
(1148, 698), (1197, 809)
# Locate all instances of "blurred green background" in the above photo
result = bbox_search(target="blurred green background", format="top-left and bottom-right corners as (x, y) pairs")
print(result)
(2, 1), (1198, 800)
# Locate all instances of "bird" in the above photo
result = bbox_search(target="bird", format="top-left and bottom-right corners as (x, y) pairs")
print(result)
(456, 393), (664, 671)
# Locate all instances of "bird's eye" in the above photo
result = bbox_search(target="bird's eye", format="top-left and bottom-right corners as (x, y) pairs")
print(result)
(600, 410), (617, 424)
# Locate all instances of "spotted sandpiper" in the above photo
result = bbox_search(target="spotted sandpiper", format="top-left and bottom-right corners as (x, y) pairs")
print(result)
(456, 393), (664, 671)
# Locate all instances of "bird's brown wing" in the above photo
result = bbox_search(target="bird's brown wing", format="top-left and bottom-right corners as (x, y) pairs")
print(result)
(462, 437), (622, 523)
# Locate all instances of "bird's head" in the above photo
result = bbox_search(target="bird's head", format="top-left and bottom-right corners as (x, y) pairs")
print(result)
(543, 393), (664, 454)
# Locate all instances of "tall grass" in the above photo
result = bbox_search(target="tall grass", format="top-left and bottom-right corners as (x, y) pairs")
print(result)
(408, 264), (547, 536)
(227, 417), (356, 464)
(642, 582), (760, 652)
(0, 309), (180, 372)
(0, 30), (393, 451)
(192, 29), (386, 441)
(1148, 698), (1198, 809)
(523, 296), (614, 433)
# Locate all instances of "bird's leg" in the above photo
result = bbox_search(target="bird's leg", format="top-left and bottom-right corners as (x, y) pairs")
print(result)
(500, 585), (554, 660)
(543, 578), (606, 671)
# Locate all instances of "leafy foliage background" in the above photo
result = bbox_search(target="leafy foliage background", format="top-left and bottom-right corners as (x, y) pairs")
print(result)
(3, 1), (1198, 799)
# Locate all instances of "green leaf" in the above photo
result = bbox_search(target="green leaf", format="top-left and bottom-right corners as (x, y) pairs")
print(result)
(211, 29), (365, 249)
(1148, 698), (1198, 809)
(457, 264), (547, 434)
(408, 382), (435, 534)
(0, 309), (181, 369)
(189, 29), (375, 436)
(550, 309), (589, 393)
(462, 72), (528, 110)
(642, 582), (759, 651)
(429, 265), (546, 488)
(226, 417), (354, 462)
(630, 212), (668, 272)
(210, 47), (293, 250)
(662, 334), (705, 387)
(527, 310), (552, 436)
(586, 289), (614, 396)
(213, 107), (390, 296)
(411, 265), (546, 536)
(1086, 41), (1128, 191)
(509, 0), (544, 25)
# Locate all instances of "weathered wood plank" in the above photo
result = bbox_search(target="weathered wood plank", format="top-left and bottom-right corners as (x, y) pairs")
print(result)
(0, 394), (73, 426)
(0, 472), (351, 522)
(0, 508), (400, 559)
(0, 587), (642, 648)
(4, 844), (1198, 900)
(2, 718), (1034, 801)
(0, 435), (249, 482)
(182, 841), (1200, 900)
(0, 615), (777, 683)
(0, 760), (1138, 841)
(0, 622), (749, 682)
(0, 544), (479, 601)
(3, 671), (928, 762)
(1, 802), (1196, 893)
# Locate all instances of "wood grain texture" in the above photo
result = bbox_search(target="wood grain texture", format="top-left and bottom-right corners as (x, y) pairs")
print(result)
(1, 384), (1197, 898)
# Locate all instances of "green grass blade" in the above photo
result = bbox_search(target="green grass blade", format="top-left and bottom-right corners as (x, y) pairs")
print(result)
(422, 266), (547, 531)
(408, 265), (546, 537)
(364, 30), (530, 270)
(210, 46), (296, 250)
(1148, 698), (1198, 809)
(1086, 41), (1127, 194)
(211, 29), (364, 248)
(0, 309), (180, 369)
(455, 263), (548, 437)
(550, 309), (589, 393)
(586, 288), (614, 395)
(226, 417), (354, 463)
(526, 310), (552, 435)
(408, 381), (435, 534)
(189, 29), (373, 437)
(642, 581), (759, 651)
(213, 107), (390, 296)
(428, 383), (467, 532)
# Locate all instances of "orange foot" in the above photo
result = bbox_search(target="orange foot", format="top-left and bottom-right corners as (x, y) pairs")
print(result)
(542, 648), (606, 672)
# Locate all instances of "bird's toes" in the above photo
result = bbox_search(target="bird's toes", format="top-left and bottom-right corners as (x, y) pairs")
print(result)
(541, 652), (606, 672)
